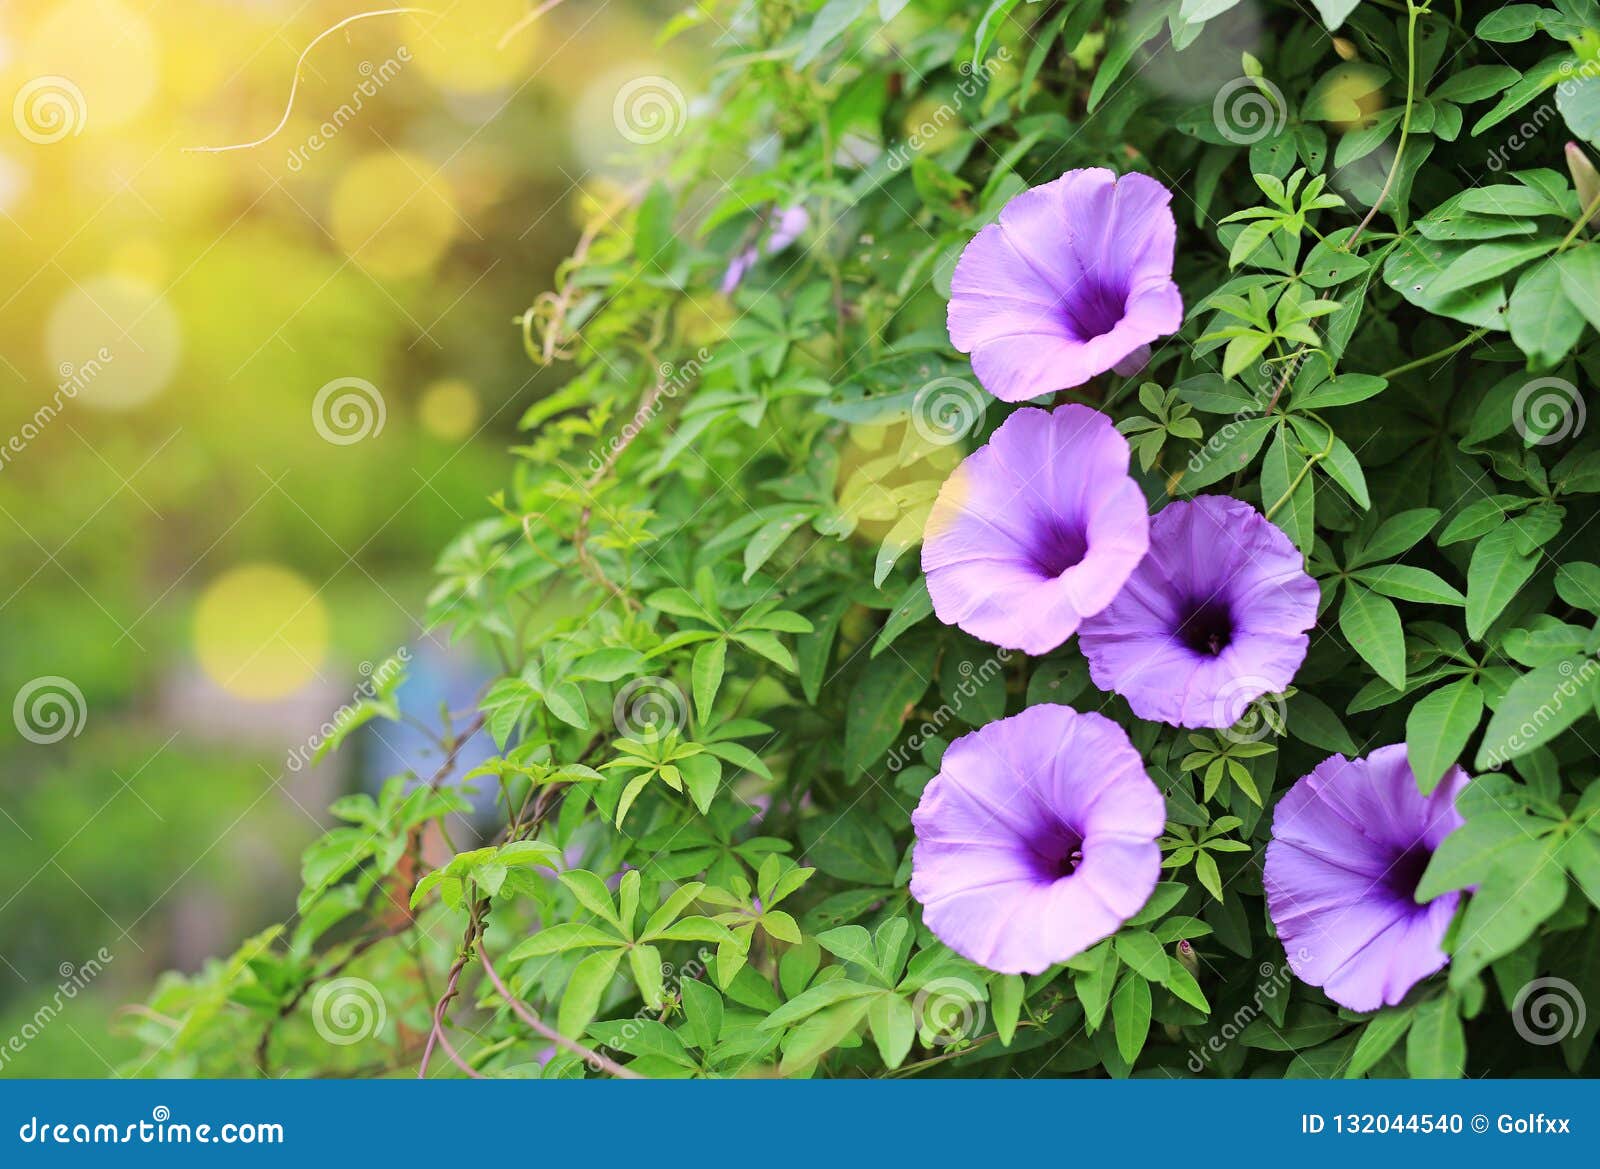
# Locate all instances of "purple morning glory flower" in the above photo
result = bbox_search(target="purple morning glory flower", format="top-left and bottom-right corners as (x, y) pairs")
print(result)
(947, 168), (1184, 402)
(1079, 495), (1318, 728)
(1265, 746), (1471, 1011)
(766, 205), (809, 253)
(910, 704), (1166, 974)
(720, 246), (757, 294)
(921, 404), (1150, 655)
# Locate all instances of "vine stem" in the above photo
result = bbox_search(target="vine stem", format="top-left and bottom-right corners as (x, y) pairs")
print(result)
(476, 937), (643, 1079)
(1344, 0), (1424, 251)
(1264, 418), (1336, 522)
(1378, 327), (1487, 379)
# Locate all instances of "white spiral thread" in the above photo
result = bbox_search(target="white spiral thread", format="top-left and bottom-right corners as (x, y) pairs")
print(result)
(14, 76), (88, 145)
(1512, 977), (1586, 1046)
(910, 377), (985, 446)
(1212, 77), (1287, 146)
(613, 76), (687, 145)
(612, 675), (688, 738)
(1512, 377), (1585, 446)
(911, 977), (986, 1047)
(312, 977), (387, 1046)
(13, 676), (87, 744)
(312, 377), (386, 445)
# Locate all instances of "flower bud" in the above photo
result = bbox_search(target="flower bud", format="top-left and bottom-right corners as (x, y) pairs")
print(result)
(1566, 142), (1600, 228)
(1177, 938), (1200, 976)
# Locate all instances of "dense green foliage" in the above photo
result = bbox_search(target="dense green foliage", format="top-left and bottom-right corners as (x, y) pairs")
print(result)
(131, 0), (1600, 1078)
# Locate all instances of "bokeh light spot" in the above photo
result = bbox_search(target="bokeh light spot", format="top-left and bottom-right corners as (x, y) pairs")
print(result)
(21, 0), (158, 130)
(45, 274), (181, 411)
(194, 565), (329, 701)
(330, 151), (458, 279)
(418, 378), (480, 440)
(406, 1), (536, 95)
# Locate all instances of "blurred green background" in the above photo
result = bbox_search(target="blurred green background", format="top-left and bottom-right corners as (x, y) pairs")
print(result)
(0, 0), (692, 1075)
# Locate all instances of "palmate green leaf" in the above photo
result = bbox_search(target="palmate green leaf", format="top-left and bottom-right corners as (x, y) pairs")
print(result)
(1114, 931), (1167, 981)
(1261, 427), (1313, 553)
(1338, 585), (1406, 690)
(1405, 679), (1483, 793)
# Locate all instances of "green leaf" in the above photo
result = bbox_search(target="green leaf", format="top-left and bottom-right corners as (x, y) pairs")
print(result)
(1339, 586), (1406, 690)
(1345, 1007), (1414, 1077)
(558, 948), (624, 1038)
(1114, 931), (1167, 980)
(1353, 508), (1440, 566)
(1406, 680), (1484, 793)
(1508, 260), (1585, 367)
(1180, 417), (1277, 491)
(1466, 524), (1540, 639)
(872, 577), (932, 656)
(506, 922), (623, 960)
(991, 974), (1023, 1045)
(1351, 564), (1464, 606)
(1476, 657), (1596, 769)
(1111, 974), (1152, 1065)
(1405, 995), (1465, 1079)
(1555, 246), (1600, 332)
(691, 639), (727, 725)
(843, 636), (935, 779)
(866, 993), (915, 1069)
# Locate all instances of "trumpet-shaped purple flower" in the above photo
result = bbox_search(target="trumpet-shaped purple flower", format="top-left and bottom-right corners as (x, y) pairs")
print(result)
(947, 168), (1184, 402)
(921, 404), (1150, 655)
(1079, 495), (1318, 727)
(1265, 746), (1471, 1012)
(911, 704), (1166, 974)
